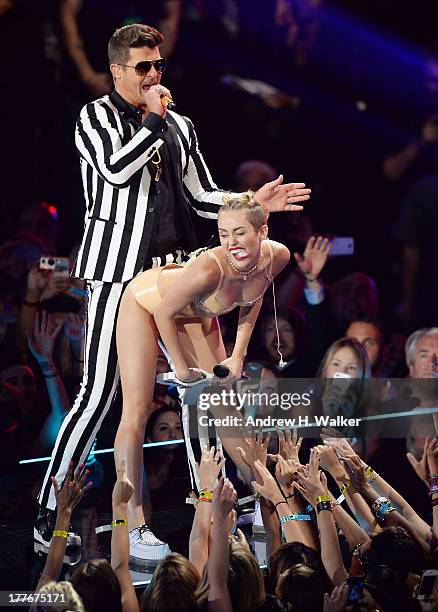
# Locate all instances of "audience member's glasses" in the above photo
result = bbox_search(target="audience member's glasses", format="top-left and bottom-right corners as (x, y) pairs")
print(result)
(117, 59), (167, 75)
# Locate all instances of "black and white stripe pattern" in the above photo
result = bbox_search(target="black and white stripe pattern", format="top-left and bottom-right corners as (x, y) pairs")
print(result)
(73, 96), (238, 283)
(38, 280), (125, 510)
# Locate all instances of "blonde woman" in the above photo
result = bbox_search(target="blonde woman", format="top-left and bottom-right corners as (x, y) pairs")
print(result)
(114, 193), (290, 560)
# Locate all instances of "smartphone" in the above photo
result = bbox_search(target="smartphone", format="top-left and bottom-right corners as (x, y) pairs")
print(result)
(245, 361), (264, 380)
(346, 576), (364, 603)
(417, 569), (438, 600)
(39, 256), (70, 272)
(329, 237), (354, 256)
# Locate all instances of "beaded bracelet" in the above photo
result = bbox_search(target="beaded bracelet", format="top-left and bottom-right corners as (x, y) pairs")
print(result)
(317, 500), (332, 514)
(339, 480), (352, 496)
(376, 502), (396, 521)
(111, 519), (128, 527)
(280, 513), (312, 524)
(371, 496), (389, 515)
(316, 495), (331, 504)
(52, 529), (68, 538)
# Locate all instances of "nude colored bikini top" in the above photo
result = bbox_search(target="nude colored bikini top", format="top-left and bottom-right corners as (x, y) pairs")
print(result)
(190, 240), (274, 318)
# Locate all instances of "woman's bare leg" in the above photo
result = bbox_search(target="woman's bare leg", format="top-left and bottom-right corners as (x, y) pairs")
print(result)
(177, 317), (252, 485)
(115, 287), (158, 528)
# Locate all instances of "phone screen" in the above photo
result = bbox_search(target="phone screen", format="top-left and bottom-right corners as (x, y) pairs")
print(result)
(419, 574), (437, 599)
(347, 576), (364, 603)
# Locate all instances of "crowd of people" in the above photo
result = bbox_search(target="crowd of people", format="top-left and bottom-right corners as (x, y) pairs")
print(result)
(0, 2), (437, 611)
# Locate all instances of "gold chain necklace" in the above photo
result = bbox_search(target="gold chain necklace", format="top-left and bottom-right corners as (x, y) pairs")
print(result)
(225, 250), (263, 281)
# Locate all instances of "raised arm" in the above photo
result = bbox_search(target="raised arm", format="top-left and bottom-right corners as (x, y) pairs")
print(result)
(111, 461), (139, 612)
(189, 446), (225, 576)
(60, 0), (112, 96)
(36, 463), (91, 591)
(208, 478), (237, 612)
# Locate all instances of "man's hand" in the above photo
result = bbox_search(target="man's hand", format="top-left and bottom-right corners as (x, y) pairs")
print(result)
(143, 84), (173, 117)
(51, 462), (91, 517)
(294, 236), (331, 280)
(195, 446), (225, 491)
(254, 175), (311, 212)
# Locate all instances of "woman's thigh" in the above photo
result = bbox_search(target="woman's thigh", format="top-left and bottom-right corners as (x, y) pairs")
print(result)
(116, 286), (158, 417)
(175, 316), (227, 372)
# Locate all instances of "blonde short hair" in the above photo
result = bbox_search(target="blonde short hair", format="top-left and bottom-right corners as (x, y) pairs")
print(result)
(220, 191), (268, 231)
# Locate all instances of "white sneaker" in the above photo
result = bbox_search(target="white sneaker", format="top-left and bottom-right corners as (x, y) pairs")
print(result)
(129, 524), (170, 562)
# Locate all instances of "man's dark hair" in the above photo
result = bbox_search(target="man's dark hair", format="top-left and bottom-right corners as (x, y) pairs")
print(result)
(108, 24), (164, 65)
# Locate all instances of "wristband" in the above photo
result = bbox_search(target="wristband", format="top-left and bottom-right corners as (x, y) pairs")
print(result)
(280, 513), (311, 524)
(339, 480), (352, 496)
(316, 495), (331, 504)
(52, 529), (68, 539)
(198, 497), (213, 504)
(198, 489), (213, 500)
(365, 466), (379, 483)
(285, 492), (296, 499)
(317, 500), (332, 514)
(111, 519), (128, 527)
(43, 371), (58, 378)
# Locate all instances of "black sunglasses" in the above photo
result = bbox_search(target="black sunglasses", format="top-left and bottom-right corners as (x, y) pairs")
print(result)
(117, 58), (167, 75)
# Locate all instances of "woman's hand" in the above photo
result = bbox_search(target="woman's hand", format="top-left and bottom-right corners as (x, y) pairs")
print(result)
(51, 462), (91, 517)
(273, 454), (296, 497)
(237, 430), (271, 482)
(340, 455), (368, 492)
(28, 311), (63, 365)
(270, 426), (302, 462)
(407, 436), (431, 486)
(212, 477), (237, 522)
(40, 271), (71, 302)
(294, 236), (332, 280)
(426, 436), (438, 475)
(196, 446), (225, 491)
(251, 460), (284, 505)
(213, 356), (243, 385)
(295, 448), (329, 506)
(112, 460), (134, 509)
(176, 367), (205, 384)
(26, 261), (50, 295)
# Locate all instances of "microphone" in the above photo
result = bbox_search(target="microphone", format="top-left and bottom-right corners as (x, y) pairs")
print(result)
(161, 94), (176, 111)
(213, 365), (230, 379)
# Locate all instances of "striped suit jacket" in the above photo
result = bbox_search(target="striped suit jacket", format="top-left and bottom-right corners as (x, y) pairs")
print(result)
(73, 92), (235, 282)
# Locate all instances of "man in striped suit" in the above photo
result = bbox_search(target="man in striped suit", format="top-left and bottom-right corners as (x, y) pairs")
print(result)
(34, 23), (310, 561)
